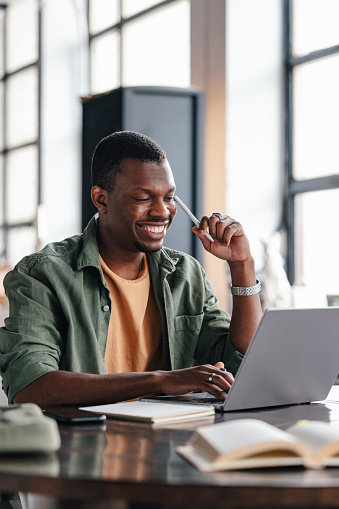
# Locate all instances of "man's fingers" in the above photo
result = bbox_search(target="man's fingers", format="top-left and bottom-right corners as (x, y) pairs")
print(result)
(159, 364), (234, 397)
(195, 215), (244, 247)
(203, 366), (234, 395)
(220, 222), (243, 246)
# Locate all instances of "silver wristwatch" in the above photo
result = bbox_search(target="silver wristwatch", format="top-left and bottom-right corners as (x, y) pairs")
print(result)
(230, 279), (261, 296)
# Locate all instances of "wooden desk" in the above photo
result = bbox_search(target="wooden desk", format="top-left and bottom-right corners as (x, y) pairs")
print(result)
(1, 388), (339, 509)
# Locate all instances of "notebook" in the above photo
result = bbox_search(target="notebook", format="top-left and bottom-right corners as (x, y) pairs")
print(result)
(80, 400), (215, 424)
(142, 307), (339, 412)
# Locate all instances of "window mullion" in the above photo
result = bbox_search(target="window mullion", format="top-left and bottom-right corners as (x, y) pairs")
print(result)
(284, 0), (295, 283)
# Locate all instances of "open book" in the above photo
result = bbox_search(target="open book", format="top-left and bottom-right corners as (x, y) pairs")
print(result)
(80, 401), (215, 425)
(176, 418), (339, 471)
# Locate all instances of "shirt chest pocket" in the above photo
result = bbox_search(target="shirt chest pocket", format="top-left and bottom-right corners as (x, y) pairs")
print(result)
(172, 314), (204, 368)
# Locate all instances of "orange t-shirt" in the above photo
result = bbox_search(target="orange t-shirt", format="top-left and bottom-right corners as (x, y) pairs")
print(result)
(99, 255), (163, 374)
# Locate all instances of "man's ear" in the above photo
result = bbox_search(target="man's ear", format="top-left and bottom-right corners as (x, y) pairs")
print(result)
(91, 186), (108, 213)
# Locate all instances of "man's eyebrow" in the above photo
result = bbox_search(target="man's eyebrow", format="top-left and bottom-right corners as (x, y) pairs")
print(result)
(130, 187), (176, 193)
(131, 187), (152, 193)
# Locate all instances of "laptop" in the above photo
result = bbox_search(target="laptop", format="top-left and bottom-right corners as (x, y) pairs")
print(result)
(142, 307), (339, 412)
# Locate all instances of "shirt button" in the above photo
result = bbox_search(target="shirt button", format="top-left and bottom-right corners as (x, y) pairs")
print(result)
(102, 305), (110, 312)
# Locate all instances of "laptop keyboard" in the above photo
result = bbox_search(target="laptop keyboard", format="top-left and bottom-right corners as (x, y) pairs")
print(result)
(186, 396), (225, 405)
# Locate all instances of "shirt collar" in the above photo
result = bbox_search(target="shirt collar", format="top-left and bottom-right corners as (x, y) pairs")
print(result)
(77, 214), (102, 271)
(147, 248), (179, 275)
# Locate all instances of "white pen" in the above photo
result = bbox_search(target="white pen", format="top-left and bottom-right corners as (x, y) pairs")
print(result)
(174, 196), (214, 242)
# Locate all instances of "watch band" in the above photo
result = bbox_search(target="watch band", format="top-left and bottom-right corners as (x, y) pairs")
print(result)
(230, 279), (261, 296)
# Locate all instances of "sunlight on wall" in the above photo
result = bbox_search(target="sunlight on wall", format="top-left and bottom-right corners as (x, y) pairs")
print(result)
(40, 0), (89, 246)
(226, 0), (284, 274)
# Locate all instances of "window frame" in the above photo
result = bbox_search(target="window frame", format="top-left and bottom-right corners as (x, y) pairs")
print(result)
(284, 0), (339, 284)
(0, 0), (41, 265)
(86, 0), (180, 92)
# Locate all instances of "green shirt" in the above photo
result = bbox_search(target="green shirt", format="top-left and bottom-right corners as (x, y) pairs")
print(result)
(0, 215), (243, 403)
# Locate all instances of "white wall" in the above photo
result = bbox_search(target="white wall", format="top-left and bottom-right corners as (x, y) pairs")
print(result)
(226, 0), (284, 272)
(40, 0), (89, 246)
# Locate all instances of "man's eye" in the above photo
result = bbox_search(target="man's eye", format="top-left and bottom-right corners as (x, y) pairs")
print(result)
(165, 196), (175, 202)
(134, 197), (150, 202)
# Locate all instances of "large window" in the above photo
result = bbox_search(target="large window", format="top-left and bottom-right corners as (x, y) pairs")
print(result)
(285, 0), (339, 303)
(0, 0), (40, 268)
(0, 0), (190, 268)
(88, 0), (190, 94)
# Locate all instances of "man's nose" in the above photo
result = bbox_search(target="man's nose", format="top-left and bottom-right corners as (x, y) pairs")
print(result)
(149, 200), (170, 218)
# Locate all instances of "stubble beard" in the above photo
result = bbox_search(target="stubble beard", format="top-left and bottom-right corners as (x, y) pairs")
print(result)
(133, 240), (162, 253)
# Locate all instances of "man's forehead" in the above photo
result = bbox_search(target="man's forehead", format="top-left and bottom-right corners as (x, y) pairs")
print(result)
(118, 158), (175, 186)
(120, 157), (170, 170)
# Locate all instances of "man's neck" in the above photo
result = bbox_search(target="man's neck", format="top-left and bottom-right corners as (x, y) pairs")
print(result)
(98, 244), (144, 281)
(96, 217), (146, 280)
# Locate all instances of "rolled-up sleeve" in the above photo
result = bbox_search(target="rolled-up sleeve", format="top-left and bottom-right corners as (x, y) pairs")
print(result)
(0, 267), (65, 403)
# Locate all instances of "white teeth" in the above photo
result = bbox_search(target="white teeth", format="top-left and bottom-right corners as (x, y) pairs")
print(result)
(141, 225), (165, 233)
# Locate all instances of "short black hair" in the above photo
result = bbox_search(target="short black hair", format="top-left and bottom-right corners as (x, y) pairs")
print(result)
(91, 131), (167, 192)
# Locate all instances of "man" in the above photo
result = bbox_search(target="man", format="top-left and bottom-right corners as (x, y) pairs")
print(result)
(0, 131), (262, 406)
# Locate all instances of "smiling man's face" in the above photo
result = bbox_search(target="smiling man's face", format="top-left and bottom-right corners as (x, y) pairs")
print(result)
(102, 157), (177, 254)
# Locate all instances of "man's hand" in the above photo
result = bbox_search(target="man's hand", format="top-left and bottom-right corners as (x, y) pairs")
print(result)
(192, 214), (251, 263)
(158, 363), (234, 400)
(193, 212), (262, 356)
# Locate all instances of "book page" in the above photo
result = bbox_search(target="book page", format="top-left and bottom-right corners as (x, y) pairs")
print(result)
(188, 419), (307, 463)
(287, 421), (339, 463)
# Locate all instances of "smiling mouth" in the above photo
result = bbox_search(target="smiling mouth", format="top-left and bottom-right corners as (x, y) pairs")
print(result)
(140, 224), (166, 233)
